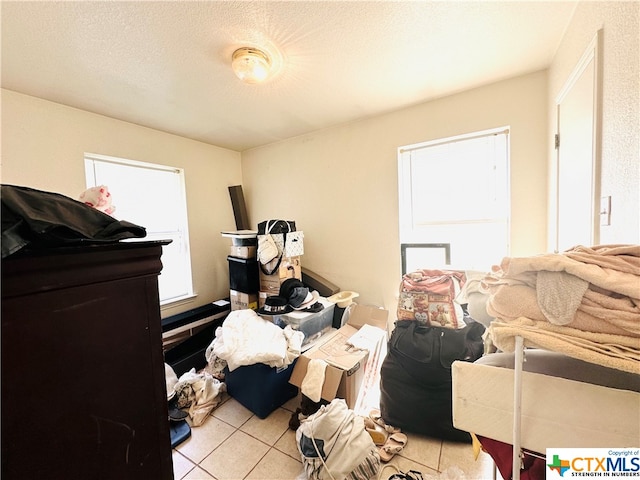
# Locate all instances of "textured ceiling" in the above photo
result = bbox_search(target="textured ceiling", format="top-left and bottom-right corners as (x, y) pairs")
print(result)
(1, 1), (577, 152)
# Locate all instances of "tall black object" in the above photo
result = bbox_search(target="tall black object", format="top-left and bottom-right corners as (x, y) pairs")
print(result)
(228, 185), (251, 230)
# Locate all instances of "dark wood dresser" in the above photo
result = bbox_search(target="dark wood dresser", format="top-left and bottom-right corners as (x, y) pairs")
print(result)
(1, 241), (173, 480)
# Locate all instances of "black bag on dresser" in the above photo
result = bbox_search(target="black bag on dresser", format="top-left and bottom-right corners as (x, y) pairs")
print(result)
(379, 320), (485, 442)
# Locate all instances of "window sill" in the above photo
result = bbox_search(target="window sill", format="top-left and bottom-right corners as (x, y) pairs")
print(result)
(160, 293), (198, 310)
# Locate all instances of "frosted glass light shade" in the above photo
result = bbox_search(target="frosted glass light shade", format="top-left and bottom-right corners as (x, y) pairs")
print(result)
(231, 47), (271, 84)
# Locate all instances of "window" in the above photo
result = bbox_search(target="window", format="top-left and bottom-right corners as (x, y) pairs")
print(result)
(398, 128), (510, 271)
(84, 153), (194, 305)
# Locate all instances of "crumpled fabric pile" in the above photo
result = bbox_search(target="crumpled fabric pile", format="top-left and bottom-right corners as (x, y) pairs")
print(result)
(210, 308), (304, 371)
(172, 368), (226, 427)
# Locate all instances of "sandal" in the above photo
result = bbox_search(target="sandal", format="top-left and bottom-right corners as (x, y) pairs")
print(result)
(379, 432), (408, 462)
(388, 471), (424, 480)
(404, 471), (424, 480)
(369, 409), (401, 434)
(363, 417), (387, 445)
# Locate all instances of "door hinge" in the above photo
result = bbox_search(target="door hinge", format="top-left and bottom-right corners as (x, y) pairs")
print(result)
(555, 134), (560, 149)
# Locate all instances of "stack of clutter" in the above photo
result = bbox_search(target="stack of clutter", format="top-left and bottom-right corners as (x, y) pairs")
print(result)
(379, 269), (485, 443)
(256, 219), (304, 308)
(221, 230), (259, 311)
(205, 308), (305, 419)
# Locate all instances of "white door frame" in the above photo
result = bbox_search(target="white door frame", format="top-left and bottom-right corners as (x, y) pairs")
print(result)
(554, 29), (603, 252)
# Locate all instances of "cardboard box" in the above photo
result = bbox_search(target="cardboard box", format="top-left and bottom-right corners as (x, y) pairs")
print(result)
(289, 304), (388, 409)
(229, 245), (256, 259)
(259, 256), (302, 294)
(230, 290), (258, 311)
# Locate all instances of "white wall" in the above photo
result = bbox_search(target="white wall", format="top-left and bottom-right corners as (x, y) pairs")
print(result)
(241, 71), (549, 311)
(4, 0), (636, 317)
(1, 89), (242, 317)
(548, 1), (640, 246)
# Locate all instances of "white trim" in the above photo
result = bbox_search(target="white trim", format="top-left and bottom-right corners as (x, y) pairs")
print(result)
(398, 126), (510, 154)
(84, 153), (194, 304)
(554, 29), (603, 250)
(85, 152), (182, 174)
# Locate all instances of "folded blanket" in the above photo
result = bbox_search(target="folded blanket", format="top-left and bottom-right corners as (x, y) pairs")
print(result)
(489, 318), (640, 375)
(489, 244), (640, 299)
(483, 244), (640, 336)
(486, 283), (640, 337)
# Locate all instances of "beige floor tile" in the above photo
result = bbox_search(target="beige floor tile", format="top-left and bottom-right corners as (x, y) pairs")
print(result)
(172, 450), (197, 480)
(211, 397), (254, 428)
(241, 407), (291, 446)
(244, 448), (304, 480)
(273, 428), (301, 461)
(397, 432), (442, 470)
(182, 465), (216, 479)
(439, 441), (498, 480)
(176, 416), (236, 464)
(198, 430), (270, 480)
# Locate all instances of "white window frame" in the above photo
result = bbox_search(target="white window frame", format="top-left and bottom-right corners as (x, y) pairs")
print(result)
(84, 153), (194, 306)
(398, 127), (511, 271)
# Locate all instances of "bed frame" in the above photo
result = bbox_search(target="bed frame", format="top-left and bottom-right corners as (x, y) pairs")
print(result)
(452, 337), (640, 480)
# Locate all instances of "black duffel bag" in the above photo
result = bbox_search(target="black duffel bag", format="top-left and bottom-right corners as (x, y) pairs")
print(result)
(379, 320), (485, 442)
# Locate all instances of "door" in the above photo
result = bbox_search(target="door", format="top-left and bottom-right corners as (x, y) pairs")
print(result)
(555, 30), (602, 252)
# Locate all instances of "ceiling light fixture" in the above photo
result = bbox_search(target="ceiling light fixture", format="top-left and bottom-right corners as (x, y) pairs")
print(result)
(231, 47), (271, 84)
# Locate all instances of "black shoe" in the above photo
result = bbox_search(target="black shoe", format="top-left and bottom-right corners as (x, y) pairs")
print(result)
(168, 401), (189, 421)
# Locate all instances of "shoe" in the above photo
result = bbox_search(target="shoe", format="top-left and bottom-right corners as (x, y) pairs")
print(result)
(404, 471), (424, 480)
(168, 406), (189, 421)
(379, 432), (408, 462)
(388, 470), (424, 480)
(363, 417), (387, 445)
(369, 409), (401, 434)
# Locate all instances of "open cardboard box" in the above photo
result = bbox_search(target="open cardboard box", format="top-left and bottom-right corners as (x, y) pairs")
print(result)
(289, 304), (388, 409)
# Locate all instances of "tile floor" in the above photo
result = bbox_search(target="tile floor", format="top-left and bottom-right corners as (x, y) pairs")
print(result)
(171, 392), (502, 480)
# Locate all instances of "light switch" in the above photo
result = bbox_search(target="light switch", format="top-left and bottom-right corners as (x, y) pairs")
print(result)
(600, 196), (611, 226)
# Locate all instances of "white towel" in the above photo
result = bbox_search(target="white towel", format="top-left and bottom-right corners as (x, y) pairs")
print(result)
(301, 358), (327, 403)
(537, 270), (589, 325)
